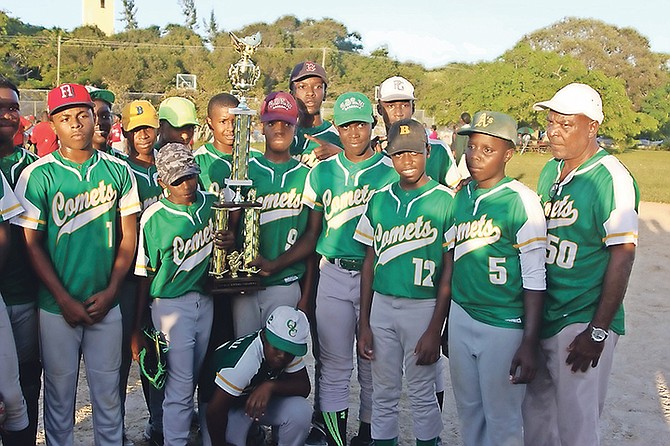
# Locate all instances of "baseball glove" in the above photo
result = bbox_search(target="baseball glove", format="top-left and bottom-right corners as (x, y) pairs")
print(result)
(139, 326), (169, 390)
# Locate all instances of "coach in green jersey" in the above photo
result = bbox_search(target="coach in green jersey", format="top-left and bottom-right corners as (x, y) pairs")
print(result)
(522, 83), (639, 446)
(289, 61), (342, 168)
(13, 83), (141, 446)
(373, 76), (461, 189)
(445, 112), (546, 446)
(356, 119), (454, 446)
(233, 92), (312, 338)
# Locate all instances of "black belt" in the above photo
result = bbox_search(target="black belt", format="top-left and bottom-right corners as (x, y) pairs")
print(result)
(326, 257), (363, 271)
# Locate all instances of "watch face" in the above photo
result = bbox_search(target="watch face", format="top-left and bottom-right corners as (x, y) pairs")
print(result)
(591, 327), (608, 342)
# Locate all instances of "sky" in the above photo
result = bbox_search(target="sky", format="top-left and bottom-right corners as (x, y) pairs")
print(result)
(1, 0), (669, 69)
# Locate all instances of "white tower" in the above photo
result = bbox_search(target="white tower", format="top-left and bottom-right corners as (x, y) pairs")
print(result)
(82, 0), (115, 35)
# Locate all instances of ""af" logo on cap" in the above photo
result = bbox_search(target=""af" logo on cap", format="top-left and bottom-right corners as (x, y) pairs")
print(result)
(475, 112), (494, 128)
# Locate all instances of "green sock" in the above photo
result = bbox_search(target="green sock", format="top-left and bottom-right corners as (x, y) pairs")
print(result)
(416, 438), (438, 446)
(375, 439), (398, 446)
(322, 410), (347, 446)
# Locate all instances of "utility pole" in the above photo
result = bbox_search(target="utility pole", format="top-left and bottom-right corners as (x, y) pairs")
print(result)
(56, 34), (62, 86)
(322, 47), (326, 69)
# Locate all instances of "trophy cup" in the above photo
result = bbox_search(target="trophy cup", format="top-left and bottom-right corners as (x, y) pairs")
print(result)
(209, 32), (263, 294)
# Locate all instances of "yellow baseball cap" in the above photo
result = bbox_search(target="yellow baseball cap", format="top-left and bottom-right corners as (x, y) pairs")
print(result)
(158, 97), (199, 128)
(122, 100), (159, 132)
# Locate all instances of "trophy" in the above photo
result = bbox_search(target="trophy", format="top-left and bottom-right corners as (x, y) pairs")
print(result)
(209, 32), (264, 294)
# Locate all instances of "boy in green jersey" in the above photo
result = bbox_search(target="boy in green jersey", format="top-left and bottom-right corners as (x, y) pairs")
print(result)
(288, 61), (342, 168)
(13, 83), (141, 446)
(232, 91), (312, 337)
(118, 99), (164, 444)
(133, 142), (220, 445)
(157, 97), (198, 149)
(445, 111), (546, 446)
(0, 78), (40, 445)
(255, 92), (398, 446)
(356, 119), (454, 446)
(87, 87), (116, 155)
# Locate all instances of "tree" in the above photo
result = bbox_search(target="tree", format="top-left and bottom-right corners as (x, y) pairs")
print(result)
(178, 0), (198, 31)
(203, 9), (218, 44)
(121, 0), (138, 31)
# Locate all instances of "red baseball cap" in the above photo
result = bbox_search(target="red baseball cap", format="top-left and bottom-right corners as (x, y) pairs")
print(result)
(260, 92), (298, 125)
(47, 83), (95, 116)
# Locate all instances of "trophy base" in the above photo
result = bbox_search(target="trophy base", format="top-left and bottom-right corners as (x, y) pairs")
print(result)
(209, 275), (265, 296)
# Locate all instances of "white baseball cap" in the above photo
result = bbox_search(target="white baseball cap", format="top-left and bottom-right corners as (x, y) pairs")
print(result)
(378, 76), (415, 102)
(265, 306), (310, 357)
(533, 83), (604, 124)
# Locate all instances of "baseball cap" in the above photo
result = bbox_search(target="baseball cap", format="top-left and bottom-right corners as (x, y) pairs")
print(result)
(290, 61), (328, 85)
(122, 100), (159, 132)
(386, 119), (429, 155)
(158, 97), (199, 128)
(533, 83), (604, 124)
(265, 306), (310, 357)
(333, 92), (374, 126)
(155, 142), (201, 185)
(47, 83), (95, 116)
(378, 76), (415, 102)
(260, 92), (298, 125)
(86, 86), (115, 106)
(458, 111), (518, 146)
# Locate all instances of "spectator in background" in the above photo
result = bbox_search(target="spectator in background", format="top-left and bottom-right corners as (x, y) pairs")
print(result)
(28, 111), (58, 157)
(451, 112), (471, 179)
(429, 124), (439, 140)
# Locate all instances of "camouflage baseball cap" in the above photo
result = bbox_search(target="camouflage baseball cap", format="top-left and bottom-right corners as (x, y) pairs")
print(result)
(155, 142), (201, 185)
(458, 111), (517, 146)
(333, 92), (374, 126)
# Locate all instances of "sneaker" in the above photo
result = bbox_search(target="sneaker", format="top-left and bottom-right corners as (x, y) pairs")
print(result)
(304, 421), (328, 446)
(350, 435), (374, 446)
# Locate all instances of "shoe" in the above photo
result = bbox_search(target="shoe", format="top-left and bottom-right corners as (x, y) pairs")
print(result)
(246, 421), (266, 446)
(304, 421), (328, 446)
(123, 434), (135, 446)
(350, 435), (373, 446)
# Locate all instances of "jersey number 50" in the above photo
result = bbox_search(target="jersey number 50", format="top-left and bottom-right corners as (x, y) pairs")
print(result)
(545, 234), (577, 269)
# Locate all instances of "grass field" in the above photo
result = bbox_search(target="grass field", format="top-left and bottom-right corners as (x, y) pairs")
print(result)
(506, 150), (670, 203)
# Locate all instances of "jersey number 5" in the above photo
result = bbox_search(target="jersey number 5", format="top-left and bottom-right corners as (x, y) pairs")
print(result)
(489, 257), (507, 285)
(412, 258), (435, 287)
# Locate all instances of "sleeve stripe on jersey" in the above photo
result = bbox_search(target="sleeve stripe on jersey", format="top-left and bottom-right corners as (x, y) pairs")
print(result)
(513, 236), (547, 249)
(1, 203), (22, 216)
(216, 372), (244, 392)
(17, 214), (46, 225)
(354, 229), (373, 241)
(120, 202), (141, 212)
(135, 264), (156, 273)
(602, 232), (638, 243)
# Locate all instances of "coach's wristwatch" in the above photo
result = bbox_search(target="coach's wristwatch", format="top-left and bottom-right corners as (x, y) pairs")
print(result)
(590, 326), (609, 342)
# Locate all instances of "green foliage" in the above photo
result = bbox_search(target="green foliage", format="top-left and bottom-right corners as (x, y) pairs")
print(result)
(121, 0), (138, 31)
(178, 0), (198, 31)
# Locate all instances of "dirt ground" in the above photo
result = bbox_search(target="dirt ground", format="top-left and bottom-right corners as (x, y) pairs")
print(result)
(32, 201), (670, 445)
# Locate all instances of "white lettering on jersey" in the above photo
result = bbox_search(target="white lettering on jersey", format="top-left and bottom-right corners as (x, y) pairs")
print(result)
(544, 195), (579, 229)
(373, 216), (438, 265)
(453, 214), (502, 261)
(323, 185), (375, 226)
(52, 180), (118, 231)
(259, 188), (303, 225)
(172, 218), (214, 266)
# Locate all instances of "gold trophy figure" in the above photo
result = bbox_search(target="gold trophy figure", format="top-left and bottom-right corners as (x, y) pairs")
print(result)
(209, 32), (263, 293)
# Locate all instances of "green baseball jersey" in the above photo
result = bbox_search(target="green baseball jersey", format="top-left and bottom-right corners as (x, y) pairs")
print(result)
(290, 121), (341, 168)
(0, 147), (39, 306)
(427, 139), (462, 189)
(303, 151), (398, 260)
(125, 158), (163, 212)
(354, 179), (454, 299)
(446, 177), (547, 329)
(0, 170), (23, 222)
(13, 150), (141, 314)
(194, 143), (233, 197)
(201, 330), (305, 400)
(537, 149), (639, 338)
(135, 190), (216, 298)
(248, 157), (310, 286)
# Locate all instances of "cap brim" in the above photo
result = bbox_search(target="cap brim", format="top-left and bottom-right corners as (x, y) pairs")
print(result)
(162, 165), (201, 186)
(457, 128), (516, 145)
(49, 101), (95, 116)
(265, 329), (307, 357)
(291, 74), (327, 84)
(334, 115), (374, 126)
(260, 112), (297, 125)
(379, 94), (415, 102)
(125, 121), (160, 132)
(386, 146), (425, 155)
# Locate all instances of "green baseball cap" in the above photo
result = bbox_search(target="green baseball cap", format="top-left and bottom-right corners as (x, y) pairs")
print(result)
(457, 111), (517, 146)
(86, 86), (115, 106)
(333, 92), (374, 126)
(158, 97), (199, 128)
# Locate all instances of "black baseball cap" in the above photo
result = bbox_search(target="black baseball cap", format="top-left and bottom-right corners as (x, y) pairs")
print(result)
(290, 61), (328, 85)
(386, 119), (429, 155)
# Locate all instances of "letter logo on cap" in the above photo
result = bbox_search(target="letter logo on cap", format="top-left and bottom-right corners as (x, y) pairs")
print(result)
(305, 61), (316, 72)
(136, 105), (144, 115)
(287, 319), (297, 337)
(393, 80), (405, 91)
(59, 84), (75, 99)
(475, 112), (494, 128)
(399, 125), (410, 135)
